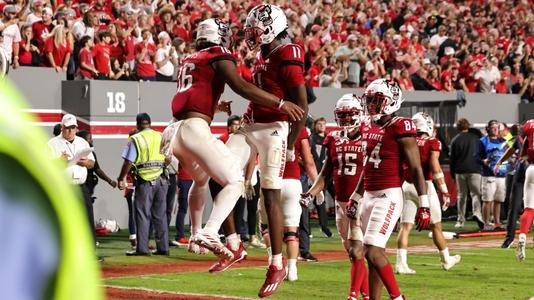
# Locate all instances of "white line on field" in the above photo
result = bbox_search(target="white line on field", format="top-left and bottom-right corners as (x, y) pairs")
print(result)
(103, 284), (257, 300)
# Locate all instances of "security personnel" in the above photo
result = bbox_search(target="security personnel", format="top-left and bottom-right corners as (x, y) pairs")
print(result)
(118, 113), (169, 256)
(0, 79), (102, 299)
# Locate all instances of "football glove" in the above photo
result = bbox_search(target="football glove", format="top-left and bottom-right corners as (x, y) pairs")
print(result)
(243, 180), (255, 201)
(287, 148), (296, 162)
(415, 207), (431, 231)
(346, 200), (360, 220)
(315, 191), (325, 206)
(442, 192), (451, 211)
(300, 193), (312, 208)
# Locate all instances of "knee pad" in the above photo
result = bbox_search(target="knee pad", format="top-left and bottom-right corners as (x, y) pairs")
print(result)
(283, 231), (299, 243)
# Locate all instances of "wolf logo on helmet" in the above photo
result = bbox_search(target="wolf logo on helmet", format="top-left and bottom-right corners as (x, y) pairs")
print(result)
(245, 4), (288, 49)
(362, 79), (404, 121)
(196, 18), (232, 49)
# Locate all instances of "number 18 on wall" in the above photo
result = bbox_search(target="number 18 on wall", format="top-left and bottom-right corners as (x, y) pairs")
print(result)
(106, 92), (126, 113)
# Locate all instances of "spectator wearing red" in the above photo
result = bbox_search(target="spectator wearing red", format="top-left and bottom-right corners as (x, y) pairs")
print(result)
(94, 30), (112, 79)
(32, 7), (54, 55)
(108, 23), (124, 62)
(307, 25), (323, 55)
(91, 0), (114, 30)
(441, 61), (453, 92)
(18, 24), (40, 66)
(427, 65), (442, 90)
(44, 25), (72, 72)
(135, 29), (157, 81)
(306, 56), (325, 87)
(78, 35), (98, 79)
(398, 69), (414, 91)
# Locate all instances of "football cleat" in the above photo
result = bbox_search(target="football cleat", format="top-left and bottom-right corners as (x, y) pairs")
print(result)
(188, 239), (209, 255)
(249, 235), (267, 248)
(395, 263), (416, 275)
(347, 291), (358, 300)
(454, 221), (464, 229)
(516, 239), (526, 262)
(209, 242), (248, 273)
(286, 265), (298, 282)
(258, 265), (287, 298)
(441, 255), (461, 271)
(192, 230), (233, 259)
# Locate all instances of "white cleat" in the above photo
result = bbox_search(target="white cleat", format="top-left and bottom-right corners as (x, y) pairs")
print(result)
(286, 266), (298, 282)
(250, 236), (267, 248)
(516, 239), (526, 262)
(441, 255), (461, 271)
(188, 240), (209, 255)
(396, 263), (416, 274)
(192, 230), (234, 260)
(454, 221), (464, 229)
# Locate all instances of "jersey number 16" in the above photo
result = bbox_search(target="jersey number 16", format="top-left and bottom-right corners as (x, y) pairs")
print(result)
(176, 63), (195, 92)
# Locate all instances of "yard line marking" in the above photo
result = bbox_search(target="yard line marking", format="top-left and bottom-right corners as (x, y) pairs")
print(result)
(103, 284), (257, 300)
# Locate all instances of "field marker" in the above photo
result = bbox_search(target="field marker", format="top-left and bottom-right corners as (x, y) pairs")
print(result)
(104, 284), (257, 300)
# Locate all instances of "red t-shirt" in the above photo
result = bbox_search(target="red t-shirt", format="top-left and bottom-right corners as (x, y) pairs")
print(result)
(177, 165), (193, 181)
(496, 80), (508, 94)
(78, 47), (95, 78)
(44, 37), (72, 67)
(172, 46), (235, 119)
(243, 44), (305, 123)
(109, 39), (124, 62)
(18, 39), (33, 65)
(523, 119), (534, 163)
(404, 136), (441, 183)
(123, 35), (136, 61)
(94, 43), (111, 75)
(440, 70), (452, 91)
(362, 116), (417, 191)
(135, 42), (157, 77)
(306, 65), (321, 87)
(283, 128), (310, 180)
(324, 130), (365, 202)
(32, 21), (53, 52)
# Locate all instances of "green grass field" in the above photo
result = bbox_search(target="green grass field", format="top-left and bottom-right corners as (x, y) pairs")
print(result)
(99, 221), (534, 299)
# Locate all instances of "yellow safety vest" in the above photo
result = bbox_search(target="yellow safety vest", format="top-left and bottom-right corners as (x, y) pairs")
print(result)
(0, 79), (102, 299)
(131, 128), (165, 181)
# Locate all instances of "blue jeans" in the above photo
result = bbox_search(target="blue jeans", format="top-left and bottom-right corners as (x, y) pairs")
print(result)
(175, 179), (192, 240)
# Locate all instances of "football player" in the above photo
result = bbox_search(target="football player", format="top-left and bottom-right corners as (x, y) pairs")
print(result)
(395, 112), (461, 274)
(516, 119), (534, 261)
(193, 6), (308, 297)
(349, 79), (430, 300)
(170, 18), (304, 259)
(258, 126), (319, 282)
(301, 94), (369, 300)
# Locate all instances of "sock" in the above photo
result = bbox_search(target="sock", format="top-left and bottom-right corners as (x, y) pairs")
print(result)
(376, 262), (401, 298)
(288, 258), (297, 271)
(350, 258), (368, 296)
(204, 181), (243, 233)
(129, 234), (136, 240)
(188, 182), (207, 235)
(272, 253), (283, 269)
(360, 262), (369, 298)
(396, 248), (407, 265)
(226, 233), (240, 251)
(439, 248), (450, 263)
(267, 247), (272, 265)
(519, 233), (527, 242)
(519, 208), (534, 235)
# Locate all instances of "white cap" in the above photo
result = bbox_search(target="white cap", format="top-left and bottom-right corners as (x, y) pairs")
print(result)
(62, 114), (78, 127)
(444, 46), (455, 55)
(423, 58), (431, 65)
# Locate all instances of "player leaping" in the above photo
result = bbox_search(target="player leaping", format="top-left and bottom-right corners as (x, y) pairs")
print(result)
(396, 112), (461, 274)
(170, 18), (304, 259)
(516, 119), (534, 262)
(349, 79), (431, 300)
(301, 94), (369, 300)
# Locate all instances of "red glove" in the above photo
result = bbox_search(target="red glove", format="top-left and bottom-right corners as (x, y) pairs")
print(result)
(300, 193), (312, 208)
(415, 207), (431, 231)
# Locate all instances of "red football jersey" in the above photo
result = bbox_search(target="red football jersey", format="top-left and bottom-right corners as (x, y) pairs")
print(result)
(171, 46), (235, 120)
(324, 130), (365, 202)
(523, 119), (534, 163)
(363, 116), (417, 191)
(404, 136), (442, 183)
(243, 44), (305, 123)
(283, 128), (310, 180)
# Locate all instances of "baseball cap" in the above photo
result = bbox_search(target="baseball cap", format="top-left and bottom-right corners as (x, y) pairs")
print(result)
(62, 114), (78, 127)
(423, 58), (431, 65)
(3, 5), (18, 14)
(136, 113), (151, 125)
(311, 24), (321, 33)
(347, 34), (358, 41)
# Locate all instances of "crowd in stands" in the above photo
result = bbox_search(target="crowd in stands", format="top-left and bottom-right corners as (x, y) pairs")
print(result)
(1, 0), (534, 101)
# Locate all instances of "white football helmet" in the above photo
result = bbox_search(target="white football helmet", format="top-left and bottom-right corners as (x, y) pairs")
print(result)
(244, 4), (288, 49)
(196, 18), (233, 49)
(334, 93), (363, 129)
(412, 112), (435, 136)
(362, 78), (404, 121)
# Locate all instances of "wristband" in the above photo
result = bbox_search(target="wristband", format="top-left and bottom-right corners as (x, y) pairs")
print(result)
(350, 192), (363, 203)
(439, 183), (448, 194)
(433, 172), (444, 179)
(278, 98), (285, 109)
(419, 194), (429, 207)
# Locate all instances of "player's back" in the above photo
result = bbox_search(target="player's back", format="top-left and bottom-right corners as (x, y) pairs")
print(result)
(244, 43), (305, 123)
(363, 116), (417, 191)
(523, 119), (534, 163)
(172, 46), (235, 120)
(325, 130), (365, 202)
(404, 136), (442, 183)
